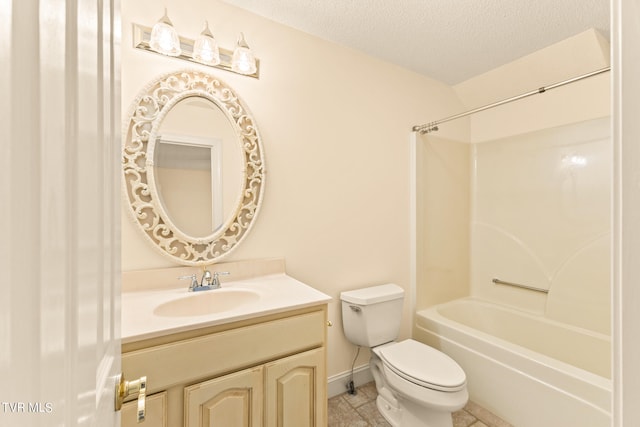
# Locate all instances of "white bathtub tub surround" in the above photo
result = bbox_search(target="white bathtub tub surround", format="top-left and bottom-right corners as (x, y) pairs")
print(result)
(414, 297), (611, 427)
(470, 117), (611, 326)
(121, 259), (331, 343)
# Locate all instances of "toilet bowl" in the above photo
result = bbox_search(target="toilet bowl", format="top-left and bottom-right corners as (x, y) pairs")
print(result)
(371, 340), (468, 427)
(340, 284), (468, 427)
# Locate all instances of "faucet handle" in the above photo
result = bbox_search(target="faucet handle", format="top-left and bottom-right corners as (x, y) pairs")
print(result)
(212, 271), (230, 287)
(213, 271), (230, 278)
(178, 274), (198, 290)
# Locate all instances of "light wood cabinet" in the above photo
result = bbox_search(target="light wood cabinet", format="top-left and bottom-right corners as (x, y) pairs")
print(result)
(184, 366), (263, 427)
(122, 305), (327, 427)
(265, 348), (325, 427)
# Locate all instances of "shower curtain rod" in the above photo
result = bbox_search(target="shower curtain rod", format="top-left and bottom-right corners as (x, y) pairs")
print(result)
(412, 66), (611, 134)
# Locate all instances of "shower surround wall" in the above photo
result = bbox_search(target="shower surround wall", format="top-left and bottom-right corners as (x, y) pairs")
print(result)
(471, 117), (611, 332)
(414, 135), (470, 309)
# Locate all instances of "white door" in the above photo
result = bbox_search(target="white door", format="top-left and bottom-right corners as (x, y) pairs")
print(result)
(612, 0), (640, 426)
(0, 1), (121, 426)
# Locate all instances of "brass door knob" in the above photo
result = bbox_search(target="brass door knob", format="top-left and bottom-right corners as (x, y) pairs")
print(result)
(115, 374), (147, 422)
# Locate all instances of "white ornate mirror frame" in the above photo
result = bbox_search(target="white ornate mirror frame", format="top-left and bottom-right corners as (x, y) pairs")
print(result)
(122, 70), (265, 265)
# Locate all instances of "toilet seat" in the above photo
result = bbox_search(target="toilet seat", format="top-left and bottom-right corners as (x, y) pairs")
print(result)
(375, 339), (466, 392)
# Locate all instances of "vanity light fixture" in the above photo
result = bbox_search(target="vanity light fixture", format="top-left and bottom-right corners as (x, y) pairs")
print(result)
(192, 21), (220, 66)
(148, 8), (182, 57)
(231, 33), (257, 75)
(133, 19), (260, 78)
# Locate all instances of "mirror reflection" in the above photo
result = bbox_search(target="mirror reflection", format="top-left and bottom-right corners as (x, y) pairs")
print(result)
(153, 97), (242, 237)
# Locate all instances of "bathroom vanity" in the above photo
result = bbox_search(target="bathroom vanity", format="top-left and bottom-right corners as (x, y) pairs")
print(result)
(119, 71), (331, 425)
(120, 259), (331, 426)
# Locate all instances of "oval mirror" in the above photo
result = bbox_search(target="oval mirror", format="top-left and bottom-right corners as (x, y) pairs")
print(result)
(122, 70), (265, 265)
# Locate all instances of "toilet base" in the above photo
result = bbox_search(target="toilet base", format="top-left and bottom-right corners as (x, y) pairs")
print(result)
(399, 396), (454, 427)
(376, 388), (453, 427)
(376, 393), (454, 427)
(376, 393), (401, 426)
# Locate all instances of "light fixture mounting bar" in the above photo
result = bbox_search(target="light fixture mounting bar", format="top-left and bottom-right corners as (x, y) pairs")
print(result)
(132, 23), (260, 79)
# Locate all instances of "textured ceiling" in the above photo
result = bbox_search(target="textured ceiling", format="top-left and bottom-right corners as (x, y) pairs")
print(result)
(221, 0), (610, 84)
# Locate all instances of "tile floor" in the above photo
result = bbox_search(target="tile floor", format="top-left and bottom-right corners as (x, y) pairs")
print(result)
(328, 382), (513, 427)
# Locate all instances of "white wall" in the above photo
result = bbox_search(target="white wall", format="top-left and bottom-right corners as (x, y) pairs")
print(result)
(120, 0), (464, 380)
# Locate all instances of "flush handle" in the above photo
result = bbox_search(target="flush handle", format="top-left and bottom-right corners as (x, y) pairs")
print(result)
(349, 305), (362, 313)
(115, 374), (147, 423)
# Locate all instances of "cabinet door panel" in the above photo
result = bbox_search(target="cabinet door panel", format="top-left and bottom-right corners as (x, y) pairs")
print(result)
(265, 348), (326, 427)
(122, 392), (167, 427)
(184, 366), (263, 427)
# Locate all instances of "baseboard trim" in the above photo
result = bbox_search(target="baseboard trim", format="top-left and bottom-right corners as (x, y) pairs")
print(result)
(327, 364), (373, 398)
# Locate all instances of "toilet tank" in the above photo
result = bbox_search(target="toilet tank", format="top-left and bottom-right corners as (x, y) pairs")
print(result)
(340, 284), (404, 347)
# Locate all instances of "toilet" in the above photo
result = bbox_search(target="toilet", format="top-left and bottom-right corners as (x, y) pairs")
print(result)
(340, 284), (468, 427)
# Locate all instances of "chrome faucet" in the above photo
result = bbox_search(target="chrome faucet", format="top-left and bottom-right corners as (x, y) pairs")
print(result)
(179, 270), (230, 292)
(200, 270), (213, 288)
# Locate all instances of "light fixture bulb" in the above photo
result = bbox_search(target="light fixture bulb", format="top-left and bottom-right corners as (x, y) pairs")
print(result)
(231, 32), (257, 75)
(192, 21), (220, 65)
(149, 8), (182, 57)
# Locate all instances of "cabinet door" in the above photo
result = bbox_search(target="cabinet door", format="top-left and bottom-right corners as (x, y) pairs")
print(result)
(122, 392), (167, 427)
(184, 366), (263, 427)
(265, 348), (326, 427)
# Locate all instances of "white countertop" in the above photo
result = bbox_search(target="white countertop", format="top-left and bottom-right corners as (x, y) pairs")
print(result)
(121, 273), (331, 344)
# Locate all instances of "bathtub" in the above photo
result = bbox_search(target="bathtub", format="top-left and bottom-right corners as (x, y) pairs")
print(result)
(414, 297), (611, 427)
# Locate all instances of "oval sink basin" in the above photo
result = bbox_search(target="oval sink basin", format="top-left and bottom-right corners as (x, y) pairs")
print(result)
(153, 289), (260, 317)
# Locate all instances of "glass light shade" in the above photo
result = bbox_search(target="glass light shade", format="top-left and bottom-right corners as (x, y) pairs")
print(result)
(149, 9), (181, 57)
(231, 33), (257, 75)
(192, 22), (220, 65)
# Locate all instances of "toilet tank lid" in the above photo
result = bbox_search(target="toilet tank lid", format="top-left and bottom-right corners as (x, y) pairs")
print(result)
(340, 284), (404, 305)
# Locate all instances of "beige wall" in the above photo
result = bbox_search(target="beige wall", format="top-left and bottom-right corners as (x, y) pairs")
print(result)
(121, 0), (464, 379)
(455, 29), (610, 142)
